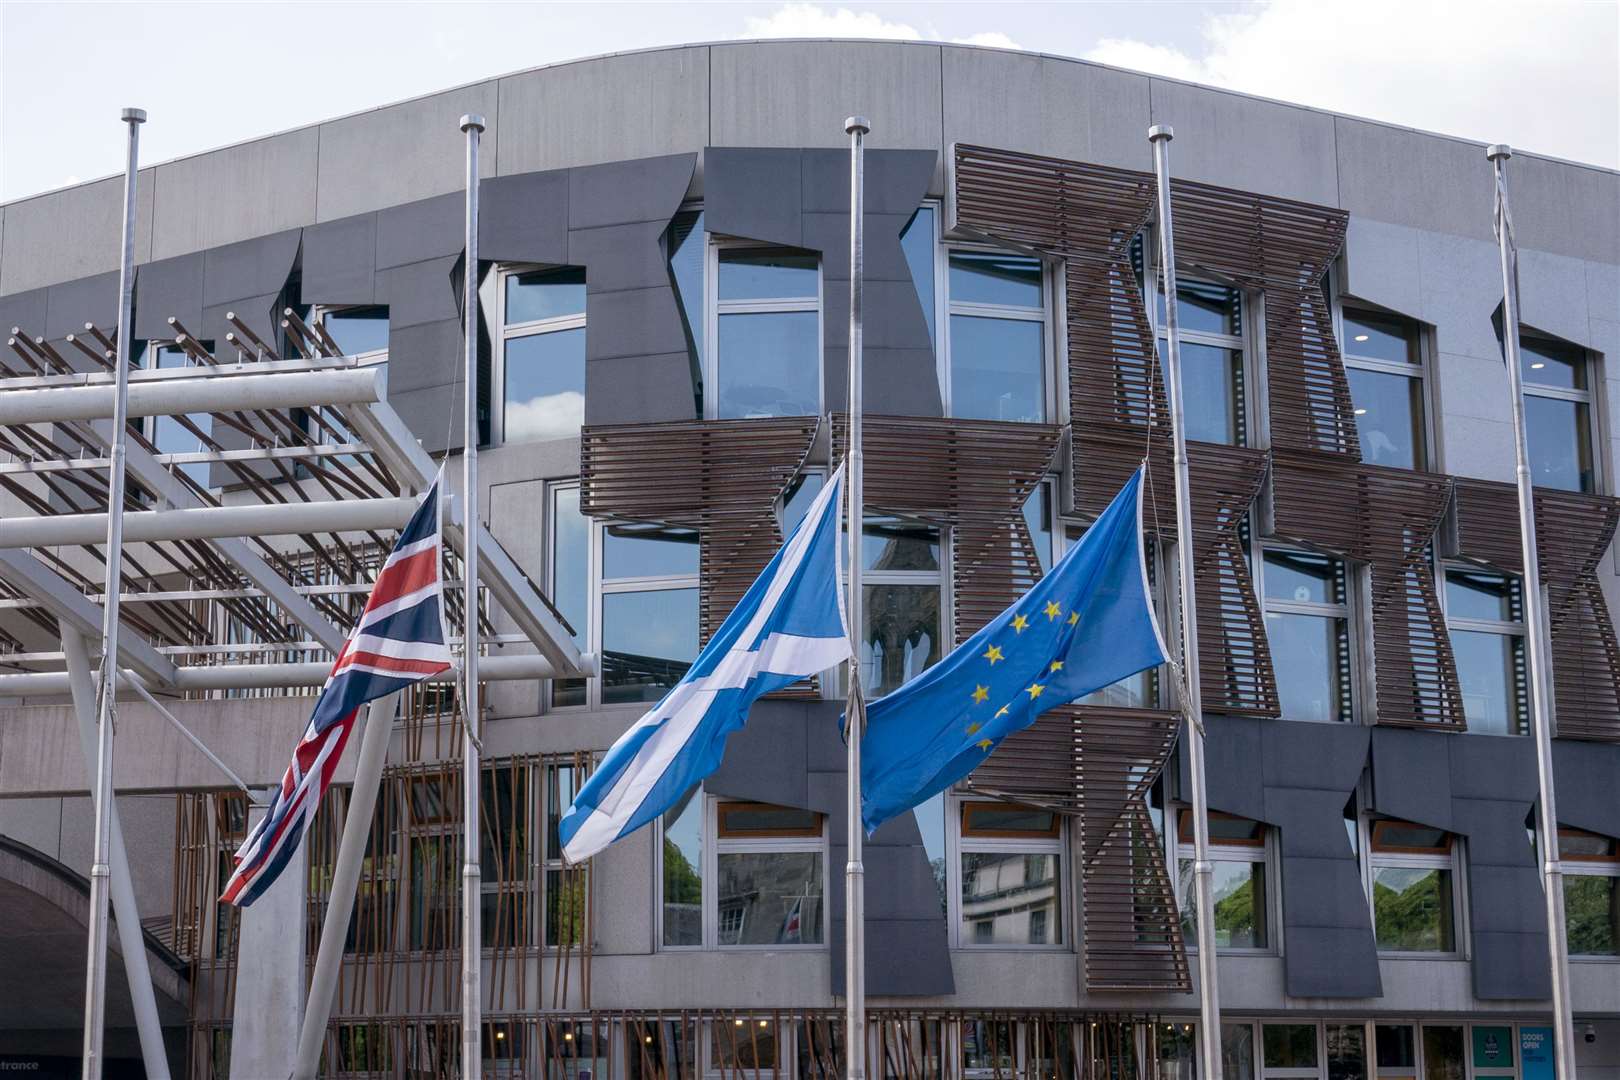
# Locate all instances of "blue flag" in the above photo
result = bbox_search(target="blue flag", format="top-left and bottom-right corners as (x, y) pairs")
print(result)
(859, 466), (1167, 834)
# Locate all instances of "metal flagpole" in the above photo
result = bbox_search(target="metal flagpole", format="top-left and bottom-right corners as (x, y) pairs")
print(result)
(843, 113), (869, 1080)
(1486, 143), (1578, 1080)
(458, 112), (486, 1080)
(1149, 124), (1224, 1080)
(82, 105), (145, 1080)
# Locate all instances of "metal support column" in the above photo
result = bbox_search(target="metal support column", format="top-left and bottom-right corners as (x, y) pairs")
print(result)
(1487, 143), (1578, 1080)
(63, 633), (171, 1080)
(458, 112), (486, 1079)
(843, 113), (869, 1080)
(1149, 124), (1224, 1080)
(82, 105), (145, 1080)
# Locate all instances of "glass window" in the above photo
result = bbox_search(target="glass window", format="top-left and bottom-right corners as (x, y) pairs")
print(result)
(915, 791), (948, 915)
(1376, 1025), (1417, 1080)
(900, 206), (937, 345)
(1519, 334), (1596, 493)
(604, 522), (700, 579)
(501, 267), (586, 444)
(318, 305), (389, 357)
(1370, 819), (1459, 953)
(945, 250), (1047, 422)
(547, 483), (589, 708)
(1343, 309), (1427, 471)
(1262, 1025), (1318, 1069)
(668, 210), (706, 416)
(1223, 1024), (1257, 1080)
(661, 788), (703, 948)
(955, 799), (1064, 947)
(1326, 1025), (1367, 1080)
(1262, 549), (1353, 723)
(602, 589), (699, 704)
(1444, 569), (1527, 736)
(856, 513), (943, 698)
(1173, 810), (1270, 951)
(1421, 1027), (1464, 1080)
(710, 247), (821, 419)
(1561, 827), (1619, 957)
(1151, 273), (1247, 446)
(711, 1019), (781, 1072)
(143, 341), (214, 489)
(542, 763), (585, 950)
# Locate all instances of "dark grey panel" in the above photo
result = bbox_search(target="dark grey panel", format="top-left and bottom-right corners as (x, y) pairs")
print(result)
(385, 320), (463, 395)
(202, 297), (282, 357)
(375, 193), (461, 270)
(0, 287), (49, 340)
(481, 171), (568, 264)
(1551, 739), (1620, 835)
(584, 286), (688, 362)
(390, 382), (469, 456)
(45, 271), (118, 340)
(701, 149), (804, 247)
(133, 254), (203, 339)
(302, 213), (377, 305)
(584, 352), (699, 426)
(568, 154), (696, 231)
(376, 257), (460, 329)
(569, 221), (671, 294)
(201, 230), (301, 308)
(1369, 726), (1454, 831)
(707, 699), (954, 998)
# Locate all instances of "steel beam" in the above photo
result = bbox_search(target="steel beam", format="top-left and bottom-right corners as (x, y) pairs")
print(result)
(0, 549), (177, 686)
(0, 495), (428, 548)
(0, 366), (383, 426)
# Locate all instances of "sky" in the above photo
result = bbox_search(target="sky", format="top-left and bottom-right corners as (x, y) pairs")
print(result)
(1, 0), (1616, 203)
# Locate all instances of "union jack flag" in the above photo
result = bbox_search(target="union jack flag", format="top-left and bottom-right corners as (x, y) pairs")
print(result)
(221, 478), (455, 907)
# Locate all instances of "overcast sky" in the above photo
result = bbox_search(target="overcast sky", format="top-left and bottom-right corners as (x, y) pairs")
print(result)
(2, 0), (1615, 203)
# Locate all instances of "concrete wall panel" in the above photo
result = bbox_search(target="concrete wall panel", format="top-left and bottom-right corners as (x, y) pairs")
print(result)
(1149, 80), (1338, 206)
(316, 84), (499, 223)
(1337, 118), (1492, 242)
(0, 171), (154, 295)
(150, 130), (318, 260)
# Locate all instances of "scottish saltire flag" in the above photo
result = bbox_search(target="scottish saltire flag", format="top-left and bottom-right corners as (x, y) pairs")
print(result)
(221, 479), (454, 907)
(859, 467), (1167, 834)
(559, 465), (850, 864)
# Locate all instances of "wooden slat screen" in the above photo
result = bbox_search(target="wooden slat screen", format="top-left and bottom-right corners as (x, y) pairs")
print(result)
(1453, 479), (1620, 742)
(1271, 451), (1463, 729)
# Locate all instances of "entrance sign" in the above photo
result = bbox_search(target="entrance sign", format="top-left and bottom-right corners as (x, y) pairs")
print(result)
(1520, 1027), (1556, 1080)
(1472, 1026), (1514, 1070)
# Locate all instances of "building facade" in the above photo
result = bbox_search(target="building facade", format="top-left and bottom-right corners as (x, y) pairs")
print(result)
(0, 37), (1618, 1080)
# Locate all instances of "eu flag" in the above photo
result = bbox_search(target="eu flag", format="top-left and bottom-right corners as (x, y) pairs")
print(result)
(859, 467), (1167, 833)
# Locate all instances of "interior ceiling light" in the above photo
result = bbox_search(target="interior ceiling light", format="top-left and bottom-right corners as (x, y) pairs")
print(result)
(1354, 334), (1369, 341)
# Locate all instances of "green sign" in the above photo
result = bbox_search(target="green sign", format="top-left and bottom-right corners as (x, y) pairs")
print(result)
(1473, 1026), (1515, 1069)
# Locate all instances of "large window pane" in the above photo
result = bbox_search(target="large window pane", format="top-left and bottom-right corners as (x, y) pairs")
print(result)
(1348, 366), (1426, 470)
(1159, 280), (1243, 337)
(1326, 1025), (1367, 1080)
(1376, 1025), (1417, 1071)
(718, 249), (818, 301)
(602, 588), (699, 704)
(1521, 337), (1586, 390)
(1373, 866), (1455, 951)
(715, 851), (823, 945)
(1452, 629), (1526, 735)
(324, 306), (389, 356)
(1524, 394), (1593, 492)
(915, 792), (947, 915)
(549, 486), (589, 707)
(862, 583), (940, 697)
(1421, 1027), (1465, 1080)
(1178, 859), (1267, 948)
(1079, 669), (1156, 708)
(1179, 341), (1242, 444)
(1262, 1025), (1318, 1069)
(949, 314), (1044, 422)
(1265, 550), (1344, 604)
(1565, 874), (1619, 955)
(949, 251), (1041, 308)
(506, 267), (586, 324)
(862, 516), (940, 572)
(901, 207), (936, 345)
(504, 327), (585, 443)
(716, 311), (820, 418)
(668, 210), (705, 412)
(781, 471), (824, 538)
(1446, 570), (1521, 622)
(1222, 1025), (1257, 1080)
(1266, 611), (1349, 723)
(959, 852), (1061, 945)
(1345, 309), (1419, 365)
(661, 789), (702, 947)
(150, 344), (212, 488)
(604, 522), (699, 579)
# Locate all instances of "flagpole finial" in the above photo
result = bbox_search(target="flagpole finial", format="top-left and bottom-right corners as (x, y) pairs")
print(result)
(845, 115), (870, 136)
(460, 113), (486, 134)
(1148, 123), (1174, 142)
(1487, 144), (1512, 162)
(121, 107), (146, 125)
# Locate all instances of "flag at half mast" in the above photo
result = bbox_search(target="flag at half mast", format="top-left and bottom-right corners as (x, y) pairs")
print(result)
(558, 463), (851, 864)
(859, 466), (1167, 834)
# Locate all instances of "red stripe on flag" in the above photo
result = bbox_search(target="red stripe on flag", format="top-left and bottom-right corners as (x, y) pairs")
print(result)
(362, 547), (440, 617)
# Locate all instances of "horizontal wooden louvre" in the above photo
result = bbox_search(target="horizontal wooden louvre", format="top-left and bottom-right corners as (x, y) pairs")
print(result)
(1271, 450), (1463, 729)
(1169, 180), (1355, 458)
(967, 706), (1189, 992)
(1453, 479), (1620, 742)
(580, 417), (819, 644)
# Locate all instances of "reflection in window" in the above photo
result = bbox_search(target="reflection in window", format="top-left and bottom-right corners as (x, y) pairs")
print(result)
(1420, 1027), (1464, 1080)
(661, 788), (703, 948)
(601, 521), (700, 705)
(946, 251), (1047, 422)
(1519, 334), (1595, 493)
(1560, 827), (1619, 956)
(900, 206), (937, 346)
(1262, 1025), (1318, 1069)
(1326, 1023), (1367, 1080)
(501, 268), (586, 444)
(712, 248), (820, 419)
(1444, 569), (1527, 736)
(667, 210), (706, 416)
(1262, 549), (1353, 723)
(957, 799), (1063, 947)
(1369, 820), (1457, 953)
(547, 483), (589, 708)
(1343, 308), (1426, 471)
(855, 514), (942, 698)
(144, 341), (214, 489)
(319, 305), (389, 357)
(1152, 276), (1247, 445)
(1174, 811), (1269, 950)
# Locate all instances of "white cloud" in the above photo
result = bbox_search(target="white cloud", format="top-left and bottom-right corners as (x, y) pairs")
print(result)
(504, 392), (585, 444)
(1084, 0), (1618, 167)
(740, 3), (1022, 50)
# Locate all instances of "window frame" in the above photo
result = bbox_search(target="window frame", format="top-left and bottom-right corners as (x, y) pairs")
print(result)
(947, 795), (1069, 951)
(702, 239), (824, 421)
(1166, 807), (1279, 956)
(1332, 297), (1436, 473)
(1362, 815), (1468, 958)
(939, 237), (1057, 424)
(1440, 563), (1529, 737)
(1519, 332), (1602, 495)
(1559, 826), (1619, 961)
(312, 303), (390, 362)
(1254, 544), (1362, 724)
(491, 264), (588, 447)
(1141, 237), (1258, 448)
